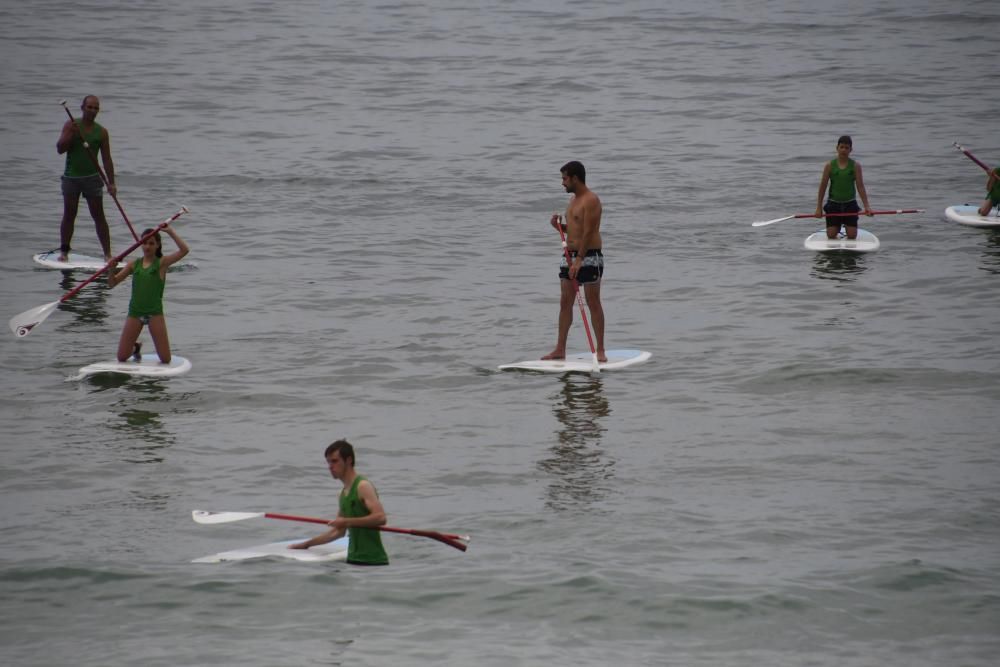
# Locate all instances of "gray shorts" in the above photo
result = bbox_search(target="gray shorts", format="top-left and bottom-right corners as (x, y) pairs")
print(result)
(61, 174), (104, 200)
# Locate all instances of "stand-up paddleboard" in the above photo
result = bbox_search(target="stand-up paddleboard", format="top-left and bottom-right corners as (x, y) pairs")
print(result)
(74, 353), (192, 380)
(192, 537), (349, 564)
(804, 228), (880, 253)
(944, 204), (1000, 228)
(499, 349), (651, 373)
(33, 250), (111, 270)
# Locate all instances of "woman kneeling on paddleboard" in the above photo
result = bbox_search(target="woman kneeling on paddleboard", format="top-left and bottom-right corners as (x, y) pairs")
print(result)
(107, 225), (188, 363)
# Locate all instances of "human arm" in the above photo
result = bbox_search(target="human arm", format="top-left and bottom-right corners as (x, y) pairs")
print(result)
(99, 128), (116, 196)
(288, 521), (347, 550)
(815, 163), (831, 216)
(57, 119), (77, 154)
(854, 162), (872, 215)
(107, 260), (134, 288)
(988, 168), (1000, 191)
(158, 225), (190, 273)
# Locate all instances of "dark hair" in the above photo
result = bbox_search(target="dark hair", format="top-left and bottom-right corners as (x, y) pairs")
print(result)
(836, 135), (853, 147)
(560, 160), (586, 183)
(325, 439), (355, 466)
(81, 95), (99, 110)
(140, 228), (163, 258)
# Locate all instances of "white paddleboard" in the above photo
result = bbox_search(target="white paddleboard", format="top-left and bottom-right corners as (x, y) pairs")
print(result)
(804, 228), (880, 253)
(192, 538), (349, 564)
(74, 353), (192, 379)
(33, 250), (111, 270)
(944, 204), (1000, 228)
(499, 349), (651, 373)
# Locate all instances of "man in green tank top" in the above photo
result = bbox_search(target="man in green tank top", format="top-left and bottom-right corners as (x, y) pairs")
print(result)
(814, 135), (873, 239)
(290, 440), (389, 565)
(56, 95), (117, 262)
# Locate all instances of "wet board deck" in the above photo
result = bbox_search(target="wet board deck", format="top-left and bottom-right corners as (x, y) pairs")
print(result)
(944, 204), (1000, 228)
(804, 228), (880, 253)
(74, 354), (192, 379)
(33, 250), (113, 270)
(192, 537), (349, 563)
(499, 349), (652, 373)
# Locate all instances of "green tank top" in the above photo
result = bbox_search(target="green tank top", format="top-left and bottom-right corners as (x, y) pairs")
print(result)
(340, 475), (389, 565)
(127, 258), (165, 318)
(828, 158), (856, 202)
(989, 168), (1000, 204)
(64, 121), (104, 178)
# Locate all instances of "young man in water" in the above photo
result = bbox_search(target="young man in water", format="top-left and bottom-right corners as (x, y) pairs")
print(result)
(814, 135), (873, 240)
(56, 95), (116, 262)
(542, 160), (607, 363)
(289, 440), (389, 565)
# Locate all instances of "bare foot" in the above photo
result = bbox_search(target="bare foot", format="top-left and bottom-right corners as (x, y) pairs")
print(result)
(597, 351), (608, 363)
(58, 253), (68, 262)
(541, 350), (565, 361)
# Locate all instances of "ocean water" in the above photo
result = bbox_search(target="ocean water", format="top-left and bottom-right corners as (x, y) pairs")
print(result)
(1, 1), (998, 665)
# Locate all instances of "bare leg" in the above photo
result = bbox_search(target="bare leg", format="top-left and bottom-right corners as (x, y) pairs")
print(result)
(147, 315), (172, 364)
(844, 225), (858, 240)
(60, 192), (81, 261)
(542, 279), (576, 360)
(980, 199), (995, 217)
(84, 195), (112, 260)
(583, 281), (606, 362)
(117, 317), (144, 362)
(825, 225), (840, 240)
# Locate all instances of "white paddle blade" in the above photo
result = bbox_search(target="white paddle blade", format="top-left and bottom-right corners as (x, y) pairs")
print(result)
(751, 215), (796, 227)
(9, 301), (59, 337)
(192, 510), (265, 524)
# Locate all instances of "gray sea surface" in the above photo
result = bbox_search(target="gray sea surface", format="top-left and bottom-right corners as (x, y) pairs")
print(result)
(1, 1), (999, 665)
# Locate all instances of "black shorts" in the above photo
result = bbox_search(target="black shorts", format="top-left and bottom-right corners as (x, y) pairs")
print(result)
(824, 199), (860, 227)
(559, 249), (604, 284)
(61, 174), (104, 200)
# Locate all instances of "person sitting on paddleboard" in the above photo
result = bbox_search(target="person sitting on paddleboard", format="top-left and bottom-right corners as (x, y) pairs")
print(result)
(290, 440), (389, 566)
(107, 224), (188, 364)
(978, 166), (1000, 217)
(814, 135), (873, 240)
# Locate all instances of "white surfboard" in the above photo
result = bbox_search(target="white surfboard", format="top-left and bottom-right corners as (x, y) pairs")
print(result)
(33, 250), (112, 270)
(944, 204), (1000, 228)
(192, 538), (349, 564)
(804, 228), (880, 253)
(499, 349), (651, 373)
(74, 353), (192, 379)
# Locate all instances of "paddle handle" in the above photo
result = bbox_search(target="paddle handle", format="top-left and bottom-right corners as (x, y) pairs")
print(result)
(59, 208), (188, 304)
(61, 100), (139, 241)
(953, 142), (993, 173)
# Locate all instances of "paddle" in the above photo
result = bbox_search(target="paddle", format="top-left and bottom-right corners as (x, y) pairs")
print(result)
(752, 209), (924, 227)
(61, 99), (139, 242)
(953, 142), (993, 173)
(9, 207), (189, 337)
(553, 215), (600, 373)
(192, 510), (470, 552)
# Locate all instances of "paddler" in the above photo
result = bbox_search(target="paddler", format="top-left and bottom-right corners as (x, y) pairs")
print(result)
(814, 135), (873, 240)
(290, 440), (389, 566)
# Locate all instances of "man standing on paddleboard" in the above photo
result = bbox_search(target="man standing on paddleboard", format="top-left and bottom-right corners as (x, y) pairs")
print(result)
(542, 160), (607, 363)
(57, 95), (116, 263)
(814, 135), (873, 240)
(290, 440), (389, 565)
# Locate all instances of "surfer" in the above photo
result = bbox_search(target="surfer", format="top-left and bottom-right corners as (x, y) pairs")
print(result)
(290, 440), (389, 566)
(978, 165), (1000, 216)
(814, 135), (873, 240)
(56, 95), (116, 263)
(542, 161), (607, 363)
(107, 225), (189, 364)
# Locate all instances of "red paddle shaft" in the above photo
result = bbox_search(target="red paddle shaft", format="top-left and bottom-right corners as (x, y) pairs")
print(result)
(953, 142), (993, 173)
(62, 101), (139, 241)
(803, 209), (923, 220)
(263, 512), (468, 552)
(58, 209), (187, 304)
(553, 217), (599, 357)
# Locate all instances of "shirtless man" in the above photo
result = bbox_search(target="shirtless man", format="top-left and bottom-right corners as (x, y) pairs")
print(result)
(542, 160), (606, 362)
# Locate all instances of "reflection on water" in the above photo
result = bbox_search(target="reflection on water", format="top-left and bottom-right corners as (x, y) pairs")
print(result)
(538, 374), (613, 512)
(56, 271), (112, 330)
(810, 252), (869, 282)
(980, 229), (1000, 275)
(107, 406), (175, 464)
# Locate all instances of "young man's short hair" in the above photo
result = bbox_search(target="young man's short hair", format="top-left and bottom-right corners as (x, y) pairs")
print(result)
(561, 160), (586, 183)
